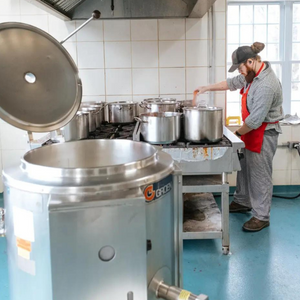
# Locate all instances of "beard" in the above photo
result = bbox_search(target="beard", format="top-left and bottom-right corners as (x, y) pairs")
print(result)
(244, 65), (256, 84)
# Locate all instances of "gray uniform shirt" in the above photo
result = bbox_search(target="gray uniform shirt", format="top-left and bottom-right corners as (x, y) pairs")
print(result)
(226, 61), (284, 133)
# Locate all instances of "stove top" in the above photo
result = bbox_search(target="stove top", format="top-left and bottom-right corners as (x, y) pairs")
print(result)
(88, 122), (232, 148)
(157, 136), (231, 148)
(88, 123), (135, 140)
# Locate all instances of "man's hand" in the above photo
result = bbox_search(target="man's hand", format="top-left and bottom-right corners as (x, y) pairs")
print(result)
(192, 87), (208, 106)
(194, 86), (208, 95)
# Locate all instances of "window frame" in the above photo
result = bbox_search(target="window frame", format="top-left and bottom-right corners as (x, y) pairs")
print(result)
(226, 0), (300, 117)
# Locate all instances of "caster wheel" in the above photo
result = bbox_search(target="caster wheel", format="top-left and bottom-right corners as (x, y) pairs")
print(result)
(222, 247), (229, 255)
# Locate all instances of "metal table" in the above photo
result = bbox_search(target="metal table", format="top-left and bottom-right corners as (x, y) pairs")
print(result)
(162, 127), (245, 255)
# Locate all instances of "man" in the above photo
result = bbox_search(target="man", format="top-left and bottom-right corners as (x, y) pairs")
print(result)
(194, 42), (284, 232)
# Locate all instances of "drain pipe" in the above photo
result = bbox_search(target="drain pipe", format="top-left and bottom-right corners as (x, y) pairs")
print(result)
(157, 282), (208, 300)
(207, 6), (215, 107)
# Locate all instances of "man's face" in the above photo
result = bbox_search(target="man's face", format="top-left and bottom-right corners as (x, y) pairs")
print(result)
(238, 60), (253, 76)
(238, 60), (256, 83)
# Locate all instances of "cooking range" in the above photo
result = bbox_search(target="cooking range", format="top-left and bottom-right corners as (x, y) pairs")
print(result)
(87, 121), (232, 147)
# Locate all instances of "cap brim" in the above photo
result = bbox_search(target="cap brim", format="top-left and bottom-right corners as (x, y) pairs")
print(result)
(228, 64), (239, 73)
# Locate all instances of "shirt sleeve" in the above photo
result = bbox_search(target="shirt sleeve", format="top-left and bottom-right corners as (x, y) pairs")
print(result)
(244, 86), (274, 129)
(226, 74), (246, 91)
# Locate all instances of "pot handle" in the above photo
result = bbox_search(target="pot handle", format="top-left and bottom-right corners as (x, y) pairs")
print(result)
(139, 103), (151, 109)
(134, 117), (148, 123)
(117, 105), (123, 110)
(197, 104), (208, 108)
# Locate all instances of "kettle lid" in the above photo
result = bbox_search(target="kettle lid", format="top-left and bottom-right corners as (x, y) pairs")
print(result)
(0, 22), (82, 132)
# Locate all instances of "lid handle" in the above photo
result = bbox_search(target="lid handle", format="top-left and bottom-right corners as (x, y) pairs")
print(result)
(60, 10), (101, 44)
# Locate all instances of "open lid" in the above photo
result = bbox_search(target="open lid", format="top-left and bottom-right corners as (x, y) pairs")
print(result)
(0, 22), (82, 132)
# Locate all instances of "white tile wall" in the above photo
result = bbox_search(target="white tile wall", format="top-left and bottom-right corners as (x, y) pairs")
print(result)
(0, 0), (20, 15)
(82, 96), (105, 103)
(272, 170), (291, 186)
(214, 0), (226, 12)
(131, 20), (158, 41)
(163, 94), (186, 101)
(160, 68), (185, 94)
(106, 95), (133, 102)
(132, 69), (159, 95)
(0, 16), (20, 22)
(133, 95), (158, 102)
(0, 123), (28, 150)
(186, 68), (209, 92)
(79, 69), (105, 95)
(132, 42), (158, 68)
(76, 20), (103, 42)
(20, 0), (47, 15)
(214, 93), (226, 123)
(158, 19), (185, 40)
(2, 150), (26, 170)
(278, 125), (292, 145)
(187, 93), (209, 104)
(215, 66), (227, 82)
(106, 69), (132, 95)
(273, 148), (292, 171)
(227, 125), (300, 186)
(159, 41), (185, 67)
(291, 170), (300, 185)
(48, 16), (76, 41)
(103, 20), (130, 41)
(214, 12), (226, 40)
(215, 40), (226, 67)
(63, 42), (77, 64)
(77, 42), (104, 69)
(104, 42), (131, 68)
(291, 125), (300, 140)
(186, 15), (208, 40)
(186, 40), (209, 67)
(20, 15), (48, 32)
(292, 151), (300, 170)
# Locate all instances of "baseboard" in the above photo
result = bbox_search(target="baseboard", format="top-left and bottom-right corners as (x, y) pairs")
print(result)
(229, 185), (300, 196)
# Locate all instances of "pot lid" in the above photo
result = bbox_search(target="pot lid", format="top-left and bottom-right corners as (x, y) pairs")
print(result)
(0, 22), (82, 132)
(109, 101), (136, 105)
(183, 106), (223, 111)
(143, 99), (176, 105)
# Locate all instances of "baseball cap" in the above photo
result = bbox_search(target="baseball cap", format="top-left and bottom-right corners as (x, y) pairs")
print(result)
(228, 46), (257, 73)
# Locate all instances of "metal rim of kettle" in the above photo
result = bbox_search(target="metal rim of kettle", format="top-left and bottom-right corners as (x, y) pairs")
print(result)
(20, 140), (159, 178)
(3, 140), (175, 193)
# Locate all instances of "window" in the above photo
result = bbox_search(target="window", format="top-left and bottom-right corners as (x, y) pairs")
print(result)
(226, 1), (300, 119)
(292, 3), (300, 114)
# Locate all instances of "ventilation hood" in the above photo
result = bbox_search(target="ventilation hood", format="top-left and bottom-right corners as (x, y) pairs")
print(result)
(28, 0), (216, 21)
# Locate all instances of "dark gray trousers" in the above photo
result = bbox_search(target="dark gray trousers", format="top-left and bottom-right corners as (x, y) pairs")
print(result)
(234, 130), (279, 221)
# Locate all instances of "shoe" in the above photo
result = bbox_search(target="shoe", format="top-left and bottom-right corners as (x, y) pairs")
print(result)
(243, 217), (270, 232)
(229, 201), (251, 213)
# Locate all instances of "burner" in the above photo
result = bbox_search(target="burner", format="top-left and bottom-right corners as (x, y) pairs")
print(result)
(121, 125), (135, 131)
(116, 135), (131, 139)
(119, 131), (132, 137)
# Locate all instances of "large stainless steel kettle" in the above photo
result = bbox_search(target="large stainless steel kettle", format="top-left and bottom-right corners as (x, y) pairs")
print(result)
(183, 106), (223, 143)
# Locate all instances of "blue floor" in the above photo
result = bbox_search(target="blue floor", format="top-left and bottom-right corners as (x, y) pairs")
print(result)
(1, 193), (300, 300)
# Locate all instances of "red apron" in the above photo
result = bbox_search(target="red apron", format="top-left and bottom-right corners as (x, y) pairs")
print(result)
(240, 63), (278, 153)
